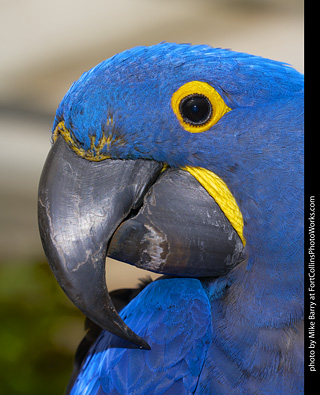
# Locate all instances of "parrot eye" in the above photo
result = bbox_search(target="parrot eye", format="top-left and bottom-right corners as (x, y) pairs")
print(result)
(171, 81), (231, 133)
(179, 94), (212, 126)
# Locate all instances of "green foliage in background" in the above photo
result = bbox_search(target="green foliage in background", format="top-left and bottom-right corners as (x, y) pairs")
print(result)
(0, 261), (85, 395)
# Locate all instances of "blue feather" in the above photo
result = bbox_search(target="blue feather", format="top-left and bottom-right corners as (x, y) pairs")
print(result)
(71, 278), (212, 394)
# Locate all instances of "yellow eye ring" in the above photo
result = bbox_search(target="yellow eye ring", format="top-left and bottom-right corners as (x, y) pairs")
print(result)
(171, 81), (231, 133)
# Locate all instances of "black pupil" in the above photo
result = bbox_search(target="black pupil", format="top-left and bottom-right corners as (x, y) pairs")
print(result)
(180, 94), (212, 125)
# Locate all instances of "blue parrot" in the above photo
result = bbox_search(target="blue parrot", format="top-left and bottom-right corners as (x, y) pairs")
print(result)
(38, 43), (304, 394)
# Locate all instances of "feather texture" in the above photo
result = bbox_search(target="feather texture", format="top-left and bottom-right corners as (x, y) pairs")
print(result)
(71, 278), (212, 394)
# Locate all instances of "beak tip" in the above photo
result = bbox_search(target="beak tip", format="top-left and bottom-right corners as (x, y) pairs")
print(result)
(140, 340), (151, 350)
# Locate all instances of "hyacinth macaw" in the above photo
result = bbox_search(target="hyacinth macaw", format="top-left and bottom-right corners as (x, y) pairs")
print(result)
(38, 43), (304, 394)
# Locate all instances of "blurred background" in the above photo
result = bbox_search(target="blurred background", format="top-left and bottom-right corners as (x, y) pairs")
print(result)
(0, 0), (303, 393)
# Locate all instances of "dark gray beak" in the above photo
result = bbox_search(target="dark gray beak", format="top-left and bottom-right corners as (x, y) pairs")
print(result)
(38, 136), (244, 349)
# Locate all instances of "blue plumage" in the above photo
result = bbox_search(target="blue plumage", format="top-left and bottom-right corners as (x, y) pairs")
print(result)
(45, 43), (304, 394)
(71, 278), (212, 394)
(71, 276), (303, 394)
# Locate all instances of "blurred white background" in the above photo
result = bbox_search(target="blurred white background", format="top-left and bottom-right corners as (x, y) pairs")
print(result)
(0, 0), (303, 289)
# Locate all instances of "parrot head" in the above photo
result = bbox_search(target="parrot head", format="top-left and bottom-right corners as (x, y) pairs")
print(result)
(38, 43), (304, 349)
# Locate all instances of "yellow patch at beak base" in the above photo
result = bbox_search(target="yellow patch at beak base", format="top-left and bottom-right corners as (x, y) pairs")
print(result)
(53, 121), (113, 161)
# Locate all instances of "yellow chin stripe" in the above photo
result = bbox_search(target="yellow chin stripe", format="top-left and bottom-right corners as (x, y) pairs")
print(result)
(183, 166), (246, 246)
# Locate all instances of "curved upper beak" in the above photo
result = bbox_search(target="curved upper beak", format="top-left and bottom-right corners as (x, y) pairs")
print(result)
(38, 135), (244, 349)
(38, 136), (161, 349)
